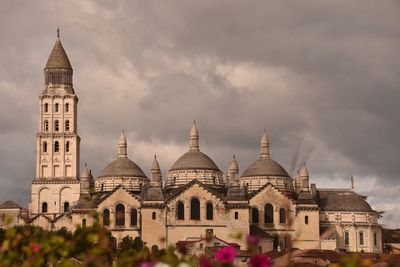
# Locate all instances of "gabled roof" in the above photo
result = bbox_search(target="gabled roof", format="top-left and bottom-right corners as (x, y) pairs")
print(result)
(248, 182), (295, 201)
(166, 179), (225, 202)
(0, 200), (24, 209)
(95, 185), (141, 206)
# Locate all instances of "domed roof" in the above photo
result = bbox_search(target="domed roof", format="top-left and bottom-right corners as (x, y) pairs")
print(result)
(241, 157), (289, 177)
(317, 190), (373, 212)
(98, 157), (147, 178)
(45, 33), (72, 70)
(170, 150), (219, 171)
(241, 130), (289, 178)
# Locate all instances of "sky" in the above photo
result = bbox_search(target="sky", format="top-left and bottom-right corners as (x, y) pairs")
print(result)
(0, 1), (399, 227)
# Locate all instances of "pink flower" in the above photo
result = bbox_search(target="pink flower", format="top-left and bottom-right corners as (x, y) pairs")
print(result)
(249, 255), (271, 267)
(140, 262), (154, 267)
(215, 246), (237, 264)
(246, 235), (260, 246)
(29, 242), (41, 254)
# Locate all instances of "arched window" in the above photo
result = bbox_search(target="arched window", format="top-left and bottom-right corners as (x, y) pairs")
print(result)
(206, 203), (213, 220)
(54, 141), (59, 152)
(115, 204), (125, 226)
(54, 120), (59, 131)
(55, 103), (59, 112)
(177, 201), (184, 220)
(65, 120), (70, 131)
(152, 212), (156, 220)
(101, 183), (104, 191)
(374, 232), (377, 246)
(43, 141), (47, 153)
(44, 120), (49, 132)
(305, 215), (309, 225)
(131, 209), (137, 226)
(190, 198), (200, 220)
(344, 232), (349, 246)
(279, 208), (286, 224)
(65, 103), (69, 112)
(42, 202), (48, 213)
(82, 219), (86, 227)
(234, 211), (239, 220)
(264, 204), (274, 223)
(359, 232), (364, 246)
(103, 209), (110, 226)
(64, 202), (70, 212)
(44, 103), (49, 112)
(252, 207), (259, 223)
(65, 141), (70, 153)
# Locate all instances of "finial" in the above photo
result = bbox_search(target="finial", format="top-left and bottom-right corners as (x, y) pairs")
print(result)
(118, 130), (127, 158)
(84, 162), (87, 168)
(351, 176), (354, 190)
(233, 154), (236, 160)
(154, 154), (157, 160)
(260, 129), (270, 159)
(57, 27), (60, 38)
(189, 121), (200, 151)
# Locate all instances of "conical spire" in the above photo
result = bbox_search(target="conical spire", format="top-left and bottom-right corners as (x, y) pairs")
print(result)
(151, 155), (161, 185)
(45, 29), (72, 70)
(299, 163), (310, 191)
(118, 130), (127, 158)
(260, 129), (270, 159)
(80, 163), (94, 195)
(299, 163), (309, 178)
(44, 29), (73, 86)
(81, 162), (90, 178)
(189, 121), (200, 151)
(228, 154), (239, 172)
(228, 155), (239, 184)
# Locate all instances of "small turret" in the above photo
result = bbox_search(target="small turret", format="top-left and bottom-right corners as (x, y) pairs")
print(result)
(189, 121), (200, 152)
(295, 170), (301, 192)
(260, 129), (270, 159)
(80, 163), (94, 195)
(118, 130), (127, 158)
(227, 155), (239, 185)
(151, 155), (162, 186)
(299, 163), (310, 191)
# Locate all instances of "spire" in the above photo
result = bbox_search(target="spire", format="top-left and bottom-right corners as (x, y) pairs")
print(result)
(81, 162), (90, 178)
(299, 163), (310, 191)
(189, 120), (200, 151)
(299, 163), (309, 178)
(260, 129), (270, 159)
(80, 163), (94, 195)
(151, 155), (161, 185)
(44, 29), (73, 86)
(228, 154), (239, 185)
(118, 130), (127, 158)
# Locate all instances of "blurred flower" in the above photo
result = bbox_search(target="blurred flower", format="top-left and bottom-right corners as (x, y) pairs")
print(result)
(199, 256), (212, 267)
(249, 255), (271, 267)
(215, 246), (237, 264)
(246, 235), (260, 246)
(28, 242), (40, 254)
(140, 261), (154, 267)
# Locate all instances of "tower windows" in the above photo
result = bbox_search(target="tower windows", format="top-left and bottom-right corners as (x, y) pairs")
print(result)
(43, 141), (48, 153)
(65, 103), (69, 112)
(44, 120), (49, 132)
(44, 103), (49, 112)
(103, 209), (110, 226)
(206, 203), (213, 220)
(131, 208), (138, 226)
(55, 103), (59, 112)
(54, 141), (59, 152)
(279, 208), (286, 224)
(64, 202), (70, 212)
(264, 204), (274, 224)
(359, 232), (364, 246)
(54, 120), (59, 131)
(234, 211), (239, 220)
(115, 204), (125, 226)
(65, 120), (70, 131)
(252, 207), (259, 223)
(152, 212), (156, 220)
(42, 202), (48, 213)
(305, 215), (309, 225)
(190, 198), (200, 220)
(177, 201), (184, 220)
(65, 141), (70, 153)
(344, 232), (349, 246)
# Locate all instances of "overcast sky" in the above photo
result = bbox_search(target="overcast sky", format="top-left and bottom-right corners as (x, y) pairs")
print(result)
(0, 1), (399, 227)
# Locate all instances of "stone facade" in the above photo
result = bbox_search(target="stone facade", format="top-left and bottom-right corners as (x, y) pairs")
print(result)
(0, 34), (383, 254)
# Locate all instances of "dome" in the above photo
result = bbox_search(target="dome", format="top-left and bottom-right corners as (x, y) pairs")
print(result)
(169, 150), (219, 171)
(241, 157), (289, 177)
(98, 157), (147, 178)
(318, 190), (373, 212)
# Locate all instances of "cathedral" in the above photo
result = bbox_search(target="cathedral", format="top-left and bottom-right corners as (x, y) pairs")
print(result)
(0, 33), (382, 254)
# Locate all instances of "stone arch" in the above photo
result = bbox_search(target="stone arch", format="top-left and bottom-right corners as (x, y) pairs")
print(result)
(39, 187), (51, 213)
(59, 187), (72, 214)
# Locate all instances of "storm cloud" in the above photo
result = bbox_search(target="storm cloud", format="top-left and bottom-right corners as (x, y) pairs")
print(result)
(0, 1), (399, 227)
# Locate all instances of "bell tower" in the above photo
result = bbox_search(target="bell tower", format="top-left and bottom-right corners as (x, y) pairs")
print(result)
(30, 30), (81, 216)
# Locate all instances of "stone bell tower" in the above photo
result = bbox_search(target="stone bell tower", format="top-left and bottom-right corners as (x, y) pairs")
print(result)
(30, 30), (81, 216)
